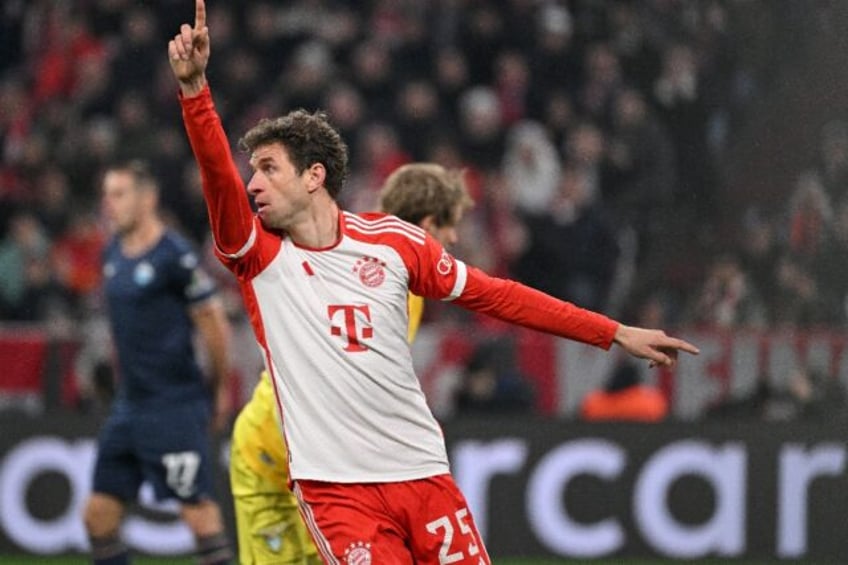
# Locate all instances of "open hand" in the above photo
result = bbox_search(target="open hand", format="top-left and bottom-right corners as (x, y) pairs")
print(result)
(168, 0), (209, 95)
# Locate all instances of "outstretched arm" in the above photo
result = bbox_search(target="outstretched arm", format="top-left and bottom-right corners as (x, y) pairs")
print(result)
(454, 264), (698, 367)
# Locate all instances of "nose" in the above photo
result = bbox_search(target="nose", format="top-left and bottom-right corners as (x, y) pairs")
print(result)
(246, 172), (262, 196)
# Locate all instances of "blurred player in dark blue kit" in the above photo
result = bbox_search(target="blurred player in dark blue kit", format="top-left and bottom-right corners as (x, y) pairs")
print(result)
(82, 160), (234, 565)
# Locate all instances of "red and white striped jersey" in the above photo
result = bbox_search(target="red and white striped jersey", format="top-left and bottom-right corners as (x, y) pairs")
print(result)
(181, 86), (619, 483)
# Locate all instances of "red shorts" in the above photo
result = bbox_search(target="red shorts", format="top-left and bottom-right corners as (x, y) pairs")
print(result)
(293, 474), (490, 564)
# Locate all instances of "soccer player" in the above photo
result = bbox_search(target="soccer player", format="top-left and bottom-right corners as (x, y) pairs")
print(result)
(228, 162), (473, 565)
(82, 160), (234, 565)
(169, 2), (699, 561)
(378, 162), (475, 342)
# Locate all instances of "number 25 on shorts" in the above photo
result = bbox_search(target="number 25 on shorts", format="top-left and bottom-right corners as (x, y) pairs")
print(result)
(426, 507), (486, 565)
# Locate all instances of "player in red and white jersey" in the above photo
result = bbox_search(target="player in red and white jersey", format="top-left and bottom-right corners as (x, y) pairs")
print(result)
(168, 2), (699, 562)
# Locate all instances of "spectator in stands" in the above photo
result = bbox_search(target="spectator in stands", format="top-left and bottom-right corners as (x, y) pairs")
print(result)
(0, 0), (840, 417)
(653, 42), (716, 222)
(579, 43), (623, 123)
(493, 50), (533, 126)
(787, 171), (833, 263)
(322, 82), (367, 160)
(815, 197), (848, 324)
(114, 91), (156, 160)
(216, 47), (262, 122)
(349, 40), (395, 117)
(539, 88), (577, 149)
(772, 254), (828, 327)
(502, 120), (561, 215)
(457, 86), (505, 171)
(529, 4), (580, 96)
(737, 208), (781, 320)
(280, 40), (334, 112)
(0, 210), (63, 321)
(707, 365), (847, 422)
(689, 253), (766, 329)
(815, 119), (848, 204)
(456, 3), (507, 85)
(68, 117), (119, 203)
(50, 208), (105, 314)
(111, 6), (160, 92)
(579, 361), (669, 422)
(432, 47), (472, 124)
(393, 77), (447, 161)
(512, 165), (620, 311)
(562, 120), (613, 203)
(606, 86), (676, 261)
(454, 337), (535, 416)
(32, 165), (73, 238)
(344, 121), (410, 213)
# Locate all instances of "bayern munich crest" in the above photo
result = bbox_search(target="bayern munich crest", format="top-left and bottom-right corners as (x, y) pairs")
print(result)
(353, 256), (387, 288)
(344, 541), (372, 564)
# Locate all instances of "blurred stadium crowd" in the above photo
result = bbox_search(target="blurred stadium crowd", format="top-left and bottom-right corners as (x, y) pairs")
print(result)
(1, 1), (846, 415)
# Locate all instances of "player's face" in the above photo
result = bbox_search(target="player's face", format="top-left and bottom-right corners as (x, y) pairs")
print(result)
(247, 143), (312, 229)
(101, 170), (144, 234)
(424, 204), (464, 248)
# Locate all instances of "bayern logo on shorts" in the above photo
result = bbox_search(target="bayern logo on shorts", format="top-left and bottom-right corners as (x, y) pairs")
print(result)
(353, 256), (387, 288)
(344, 541), (372, 565)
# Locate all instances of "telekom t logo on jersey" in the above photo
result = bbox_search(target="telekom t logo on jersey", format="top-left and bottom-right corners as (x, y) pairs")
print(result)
(328, 304), (373, 352)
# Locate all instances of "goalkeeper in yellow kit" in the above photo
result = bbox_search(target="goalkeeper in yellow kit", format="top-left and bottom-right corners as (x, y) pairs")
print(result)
(229, 163), (474, 564)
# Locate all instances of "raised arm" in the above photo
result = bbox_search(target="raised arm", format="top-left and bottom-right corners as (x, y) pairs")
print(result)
(168, 0), (255, 257)
(168, 0), (209, 97)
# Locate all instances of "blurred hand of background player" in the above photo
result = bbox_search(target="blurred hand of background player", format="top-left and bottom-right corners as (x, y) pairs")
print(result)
(213, 383), (232, 433)
(168, 0), (209, 96)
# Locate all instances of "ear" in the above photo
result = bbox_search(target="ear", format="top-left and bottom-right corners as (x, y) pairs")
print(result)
(142, 187), (159, 211)
(419, 215), (438, 236)
(304, 163), (327, 194)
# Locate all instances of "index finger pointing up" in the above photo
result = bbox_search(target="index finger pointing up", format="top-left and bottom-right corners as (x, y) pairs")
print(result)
(195, 0), (206, 30)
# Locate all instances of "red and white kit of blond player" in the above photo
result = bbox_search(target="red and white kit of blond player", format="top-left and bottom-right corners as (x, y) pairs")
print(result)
(169, 1), (699, 562)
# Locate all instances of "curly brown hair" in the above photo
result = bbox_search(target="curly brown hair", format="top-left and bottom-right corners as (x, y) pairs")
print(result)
(378, 163), (473, 227)
(238, 109), (349, 199)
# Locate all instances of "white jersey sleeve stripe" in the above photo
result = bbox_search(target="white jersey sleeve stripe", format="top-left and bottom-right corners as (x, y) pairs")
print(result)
(344, 210), (425, 231)
(344, 212), (426, 243)
(216, 219), (257, 259)
(347, 225), (426, 245)
(442, 259), (467, 301)
(344, 212), (426, 238)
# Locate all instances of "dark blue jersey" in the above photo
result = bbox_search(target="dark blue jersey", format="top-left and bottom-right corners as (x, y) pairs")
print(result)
(102, 229), (217, 410)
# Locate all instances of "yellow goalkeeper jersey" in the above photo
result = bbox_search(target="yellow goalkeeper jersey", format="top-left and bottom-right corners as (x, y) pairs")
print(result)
(232, 292), (424, 486)
(407, 292), (424, 344)
(231, 371), (288, 489)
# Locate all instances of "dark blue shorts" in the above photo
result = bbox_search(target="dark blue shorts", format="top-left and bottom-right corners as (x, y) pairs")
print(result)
(91, 399), (215, 504)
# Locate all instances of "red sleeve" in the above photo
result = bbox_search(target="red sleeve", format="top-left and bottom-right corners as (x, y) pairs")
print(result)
(454, 265), (619, 349)
(179, 85), (254, 256)
(401, 230), (618, 349)
(405, 234), (464, 301)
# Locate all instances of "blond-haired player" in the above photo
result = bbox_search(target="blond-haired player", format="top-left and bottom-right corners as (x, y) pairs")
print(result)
(228, 163), (473, 564)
